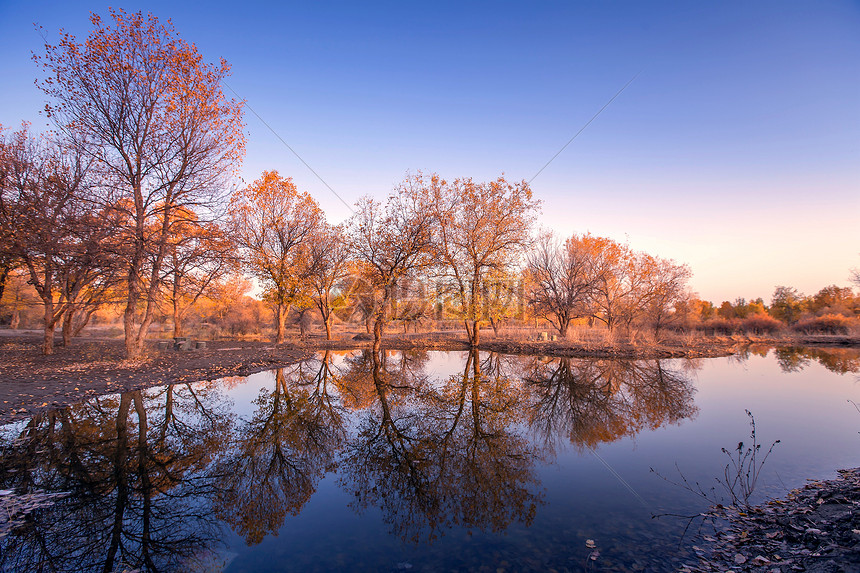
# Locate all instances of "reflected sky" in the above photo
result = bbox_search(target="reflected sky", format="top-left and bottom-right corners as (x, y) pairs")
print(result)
(0, 347), (858, 572)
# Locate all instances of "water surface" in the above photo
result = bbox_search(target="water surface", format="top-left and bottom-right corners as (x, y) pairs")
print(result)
(1, 347), (857, 572)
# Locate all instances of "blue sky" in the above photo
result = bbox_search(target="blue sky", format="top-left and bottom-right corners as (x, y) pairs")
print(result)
(1, 0), (858, 302)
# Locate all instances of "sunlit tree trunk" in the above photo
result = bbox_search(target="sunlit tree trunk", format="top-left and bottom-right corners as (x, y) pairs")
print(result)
(275, 303), (290, 344)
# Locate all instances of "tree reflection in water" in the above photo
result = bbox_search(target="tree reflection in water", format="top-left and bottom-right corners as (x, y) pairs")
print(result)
(0, 383), (234, 572)
(338, 348), (544, 543)
(773, 346), (860, 375)
(0, 350), (707, 565)
(214, 350), (347, 545)
(524, 357), (699, 451)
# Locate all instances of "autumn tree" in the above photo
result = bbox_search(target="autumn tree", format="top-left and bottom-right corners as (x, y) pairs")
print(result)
(346, 183), (435, 352)
(808, 285), (857, 316)
(306, 224), (351, 340)
(767, 287), (803, 324)
(57, 205), (124, 347)
(577, 235), (630, 332)
(37, 10), (245, 358)
(480, 268), (523, 337)
(229, 171), (323, 343)
(424, 173), (539, 346)
(0, 124), (22, 311)
(161, 208), (236, 337)
(638, 256), (692, 338)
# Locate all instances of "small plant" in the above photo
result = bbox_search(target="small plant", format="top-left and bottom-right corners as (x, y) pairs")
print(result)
(715, 410), (780, 508)
(651, 410), (780, 510)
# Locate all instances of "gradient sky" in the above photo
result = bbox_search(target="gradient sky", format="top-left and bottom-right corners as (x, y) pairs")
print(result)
(2, 0), (858, 303)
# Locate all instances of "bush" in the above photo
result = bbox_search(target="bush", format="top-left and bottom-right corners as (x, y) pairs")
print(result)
(740, 314), (784, 334)
(792, 313), (852, 335)
(699, 318), (741, 335)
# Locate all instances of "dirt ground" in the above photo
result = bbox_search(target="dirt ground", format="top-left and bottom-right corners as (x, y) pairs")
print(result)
(689, 468), (860, 572)
(0, 334), (316, 424)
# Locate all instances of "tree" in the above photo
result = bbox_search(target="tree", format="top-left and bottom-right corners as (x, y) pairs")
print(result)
(229, 171), (323, 343)
(639, 257), (692, 338)
(0, 124), (23, 315)
(347, 183), (435, 352)
(37, 9), (245, 359)
(306, 224), (351, 340)
(0, 128), (17, 305)
(526, 232), (600, 338)
(161, 209), (236, 337)
(425, 173), (539, 346)
(482, 268), (522, 337)
(583, 235), (632, 332)
(0, 124), (114, 354)
(808, 285), (856, 316)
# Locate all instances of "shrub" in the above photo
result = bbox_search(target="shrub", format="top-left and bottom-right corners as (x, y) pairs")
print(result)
(740, 314), (784, 334)
(699, 318), (741, 335)
(792, 313), (852, 335)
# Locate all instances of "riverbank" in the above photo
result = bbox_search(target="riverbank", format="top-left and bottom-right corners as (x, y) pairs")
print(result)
(689, 468), (860, 573)
(0, 330), (856, 425)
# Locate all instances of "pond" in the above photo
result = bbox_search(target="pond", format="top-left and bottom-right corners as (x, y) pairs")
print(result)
(0, 347), (858, 572)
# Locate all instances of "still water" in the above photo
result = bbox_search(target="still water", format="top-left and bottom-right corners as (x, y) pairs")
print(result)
(0, 347), (858, 572)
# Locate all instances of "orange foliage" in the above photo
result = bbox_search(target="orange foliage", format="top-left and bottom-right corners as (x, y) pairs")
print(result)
(229, 171), (324, 343)
(36, 9), (245, 359)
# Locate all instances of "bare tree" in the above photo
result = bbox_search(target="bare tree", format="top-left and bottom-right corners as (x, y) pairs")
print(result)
(526, 232), (600, 338)
(0, 125), (114, 354)
(306, 224), (351, 340)
(37, 10), (245, 358)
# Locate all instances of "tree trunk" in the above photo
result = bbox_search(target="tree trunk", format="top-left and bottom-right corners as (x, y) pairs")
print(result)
(42, 301), (56, 355)
(62, 307), (74, 347)
(172, 275), (183, 338)
(489, 317), (500, 337)
(0, 263), (10, 304)
(324, 316), (332, 340)
(124, 264), (142, 359)
(134, 391), (156, 571)
(465, 319), (480, 347)
(559, 320), (569, 339)
(43, 323), (55, 355)
(373, 316), (384, 354)
(275, 303), (288, 344)
(104, 392), (132, 572)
